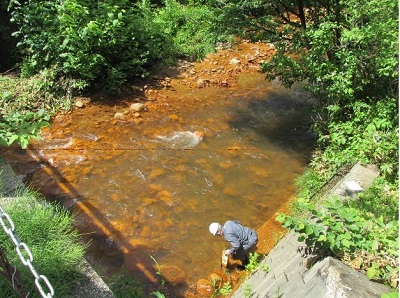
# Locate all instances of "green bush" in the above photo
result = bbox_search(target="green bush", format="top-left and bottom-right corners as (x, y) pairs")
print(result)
(9, 0), (167, 93)
(153, 0), (227, 61)
(8, 0), (227, 93)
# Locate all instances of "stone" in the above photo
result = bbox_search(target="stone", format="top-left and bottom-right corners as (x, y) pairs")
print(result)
(169, 114), (179, 121)
(197, 78), (206, 88)
(229, 58), (241, 64)
(75, 100), (84, 108)
(131, 85), (142, 92)
(130, 103), (145, 112)
(196, 279), (214, 297)
(113, 112), (126, 120)
(220, 80), (229, 86)
(162, 265), (186, 285)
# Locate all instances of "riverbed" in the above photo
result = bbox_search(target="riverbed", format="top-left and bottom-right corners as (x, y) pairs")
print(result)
(1, 41), (316, 297)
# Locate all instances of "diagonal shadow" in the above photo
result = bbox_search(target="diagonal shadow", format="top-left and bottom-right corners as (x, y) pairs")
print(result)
(0, 145), (186, 297)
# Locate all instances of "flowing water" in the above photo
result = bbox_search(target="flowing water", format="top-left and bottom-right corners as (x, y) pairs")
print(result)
(1, 44), (316, 297)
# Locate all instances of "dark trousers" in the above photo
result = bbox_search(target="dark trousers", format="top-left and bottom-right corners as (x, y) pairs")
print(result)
(232, 234), (258, 264)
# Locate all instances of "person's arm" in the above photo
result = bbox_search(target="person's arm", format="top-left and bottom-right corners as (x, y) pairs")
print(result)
(225, 233), (241, 255)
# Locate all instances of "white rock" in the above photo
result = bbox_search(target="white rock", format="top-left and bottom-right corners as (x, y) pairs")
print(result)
(229, 58), (241, 64)
(114, 112), (126, 120)
(130, 103), (145, 112)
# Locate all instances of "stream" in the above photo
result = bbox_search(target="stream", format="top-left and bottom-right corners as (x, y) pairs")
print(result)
(1, 42), (316, 297)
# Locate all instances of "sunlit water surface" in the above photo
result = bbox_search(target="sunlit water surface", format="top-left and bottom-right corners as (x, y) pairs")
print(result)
(3, 72), (315, 297)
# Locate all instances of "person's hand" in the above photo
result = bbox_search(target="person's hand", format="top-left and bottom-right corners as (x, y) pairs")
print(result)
(224, 249), (230, 256)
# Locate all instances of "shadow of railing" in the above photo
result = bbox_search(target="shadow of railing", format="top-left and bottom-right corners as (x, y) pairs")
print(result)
(0, 146), (186, 298)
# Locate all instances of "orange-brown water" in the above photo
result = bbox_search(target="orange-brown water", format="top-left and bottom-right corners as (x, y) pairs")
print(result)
(1, 43), (316, 297)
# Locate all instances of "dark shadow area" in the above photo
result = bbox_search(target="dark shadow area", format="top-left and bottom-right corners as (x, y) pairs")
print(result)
(0, 146), (188, 298)
(85, 60), (189, 106)
(227, 88), (317, 163)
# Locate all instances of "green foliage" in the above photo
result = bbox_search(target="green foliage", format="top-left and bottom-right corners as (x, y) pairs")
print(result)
(151, 291), (166, 298)
(347, 177), (398, 221)
(148, 254), (166, 286)
(152, 0), (227, 61)
(0, 70), (75, 115)
(7, 0), (227, 93)
(245, 252), (264, 272)
(317, 97), (398, 180)
(108, 271), (144, 298)
(8, 0), (166, 93)
(219, 282), (232, 296)
(381, 292), (399, 298)
(242, 282), (254, 298)
(295, 168), (326, 200)
(211, 280), (232, 297)
(0, 109), (49, 149)
(0, 193), (86, 298)
(258, 0), (399, 183)
(276, 195), (399, 287)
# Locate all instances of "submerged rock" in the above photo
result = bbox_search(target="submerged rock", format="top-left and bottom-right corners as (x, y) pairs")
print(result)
(196, 279), (214, 297)
(162, 265), (186, 285)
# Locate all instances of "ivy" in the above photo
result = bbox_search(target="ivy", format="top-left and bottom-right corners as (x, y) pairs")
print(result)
(277, 195), (399, 287)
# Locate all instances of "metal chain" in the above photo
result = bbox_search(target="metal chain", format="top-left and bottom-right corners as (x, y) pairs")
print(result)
(0, 205), (54, 298)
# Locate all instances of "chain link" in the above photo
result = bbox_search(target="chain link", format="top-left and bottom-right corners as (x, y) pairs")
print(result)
(0, 205), (54, 298)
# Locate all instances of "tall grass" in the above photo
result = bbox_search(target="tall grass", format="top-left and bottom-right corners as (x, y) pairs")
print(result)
(0, 181), (86, 297)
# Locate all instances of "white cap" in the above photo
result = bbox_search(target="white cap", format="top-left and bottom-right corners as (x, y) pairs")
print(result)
(209, 223), (220, 235)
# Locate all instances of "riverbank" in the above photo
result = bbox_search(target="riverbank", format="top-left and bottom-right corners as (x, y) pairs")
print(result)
(232, 162), (393, 298)
(1, 157), (393, 298)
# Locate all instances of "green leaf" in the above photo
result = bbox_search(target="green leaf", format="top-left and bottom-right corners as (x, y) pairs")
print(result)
(341, 239), (351, 248)
(380, 292), (399, 298)
(305, 225), (314, 235)
(367, 266), (379, 279)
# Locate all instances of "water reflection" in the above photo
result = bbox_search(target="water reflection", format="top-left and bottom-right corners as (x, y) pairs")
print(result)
(2, 73), (316, 297)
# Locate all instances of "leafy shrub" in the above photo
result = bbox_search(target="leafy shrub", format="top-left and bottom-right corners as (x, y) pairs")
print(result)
(8, 0), (168, 93)
(277, 195), (399, 288)
(8, 0), (227, 93)
(0, 109), (49, 149)
(259, 0), (398, 183)
(148, 0), (227, 61)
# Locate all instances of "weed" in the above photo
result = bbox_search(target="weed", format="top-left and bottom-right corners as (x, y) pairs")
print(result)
(108, 271), (144, 298)
(242, 282), (253, 298)
(151, 291), (166, 298)
(148, 254), (166, 286)
(211, 280), (232, 297)
(219, 282), (232, 296)
(245, 252), (262, 272)
(0, 191), (86, 297)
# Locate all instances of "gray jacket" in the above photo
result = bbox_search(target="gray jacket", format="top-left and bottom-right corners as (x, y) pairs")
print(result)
(222, 220), (258, 255)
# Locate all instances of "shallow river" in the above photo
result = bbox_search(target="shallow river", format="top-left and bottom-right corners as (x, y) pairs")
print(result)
(2, 44), (316, 297)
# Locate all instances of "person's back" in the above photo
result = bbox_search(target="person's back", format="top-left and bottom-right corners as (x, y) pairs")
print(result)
(223, 220), (256, 246)
(223, 220), (258, 258)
